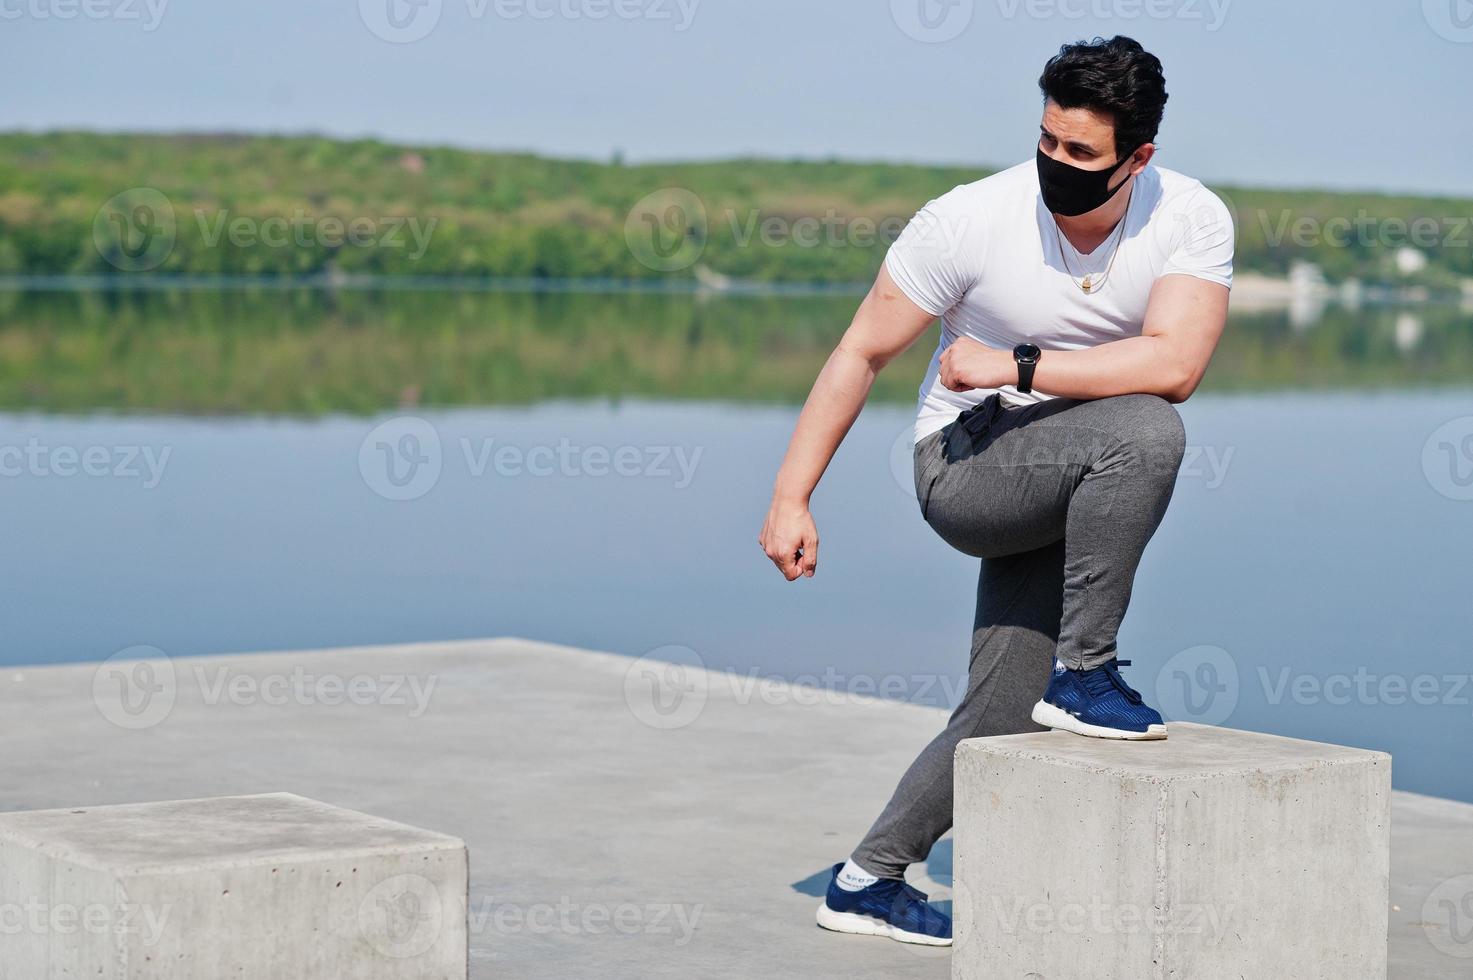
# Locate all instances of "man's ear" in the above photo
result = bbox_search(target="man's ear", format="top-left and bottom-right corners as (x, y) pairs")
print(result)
(1128, 143), (1156, 176)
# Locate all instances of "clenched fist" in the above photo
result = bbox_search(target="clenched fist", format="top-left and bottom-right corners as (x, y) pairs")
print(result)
(939, 336), (1007, 393)
(759, 497), (819, 581)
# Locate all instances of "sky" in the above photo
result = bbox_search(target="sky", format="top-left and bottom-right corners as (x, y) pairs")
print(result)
(5, 0), (1472, 197)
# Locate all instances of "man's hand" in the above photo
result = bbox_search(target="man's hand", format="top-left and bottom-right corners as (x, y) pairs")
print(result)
(759, 497), (819, 581)
(939, 336), (1010, 392)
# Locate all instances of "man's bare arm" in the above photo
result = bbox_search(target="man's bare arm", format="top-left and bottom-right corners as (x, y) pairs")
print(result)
(759, 264), (936, 581)
(939, 274), (1230, 403)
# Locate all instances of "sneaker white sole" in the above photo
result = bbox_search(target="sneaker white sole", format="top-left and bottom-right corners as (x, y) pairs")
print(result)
(815, 902), (953, 947)
(1031, 699), (1167, 740)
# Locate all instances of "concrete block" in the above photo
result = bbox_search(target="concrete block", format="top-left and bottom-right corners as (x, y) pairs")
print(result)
(952, 722), (1391, 980)
(0, 792), (468, 979)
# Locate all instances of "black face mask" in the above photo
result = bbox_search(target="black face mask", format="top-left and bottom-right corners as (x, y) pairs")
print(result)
(1035, 146), (1137, 217)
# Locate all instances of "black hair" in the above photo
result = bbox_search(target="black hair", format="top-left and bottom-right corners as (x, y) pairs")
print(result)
(1038, 36), (1168, 162)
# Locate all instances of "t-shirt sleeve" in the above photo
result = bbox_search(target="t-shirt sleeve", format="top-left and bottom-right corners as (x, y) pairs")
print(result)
(1160, 187), (1235, 288)
(883, 195), (978, 316)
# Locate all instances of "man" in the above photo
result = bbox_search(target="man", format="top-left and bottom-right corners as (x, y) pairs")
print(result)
(757, 36), (1233, 946)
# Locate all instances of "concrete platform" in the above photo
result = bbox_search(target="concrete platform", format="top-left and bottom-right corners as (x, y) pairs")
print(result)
(1, 638), (1469, 979)
(0, 792), (468, 978)
(954, 724), (1391, 979)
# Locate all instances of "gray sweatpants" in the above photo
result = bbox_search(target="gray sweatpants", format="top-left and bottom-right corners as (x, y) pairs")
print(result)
(850, 392), (1186, 880)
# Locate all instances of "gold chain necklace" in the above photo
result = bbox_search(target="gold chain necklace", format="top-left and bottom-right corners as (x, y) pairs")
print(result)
(1054, 190), (1132, 295)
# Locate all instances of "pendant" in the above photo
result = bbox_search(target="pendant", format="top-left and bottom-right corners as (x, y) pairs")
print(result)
(1081, 275), (1093, 293)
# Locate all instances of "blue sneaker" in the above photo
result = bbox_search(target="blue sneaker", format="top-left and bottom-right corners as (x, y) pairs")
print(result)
(815, 863), (952, 946)
(1031, 658), (1167, 740)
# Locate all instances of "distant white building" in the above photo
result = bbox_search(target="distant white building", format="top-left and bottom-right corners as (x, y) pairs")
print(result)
(1395, 247), (1428, 276)
(1288, 260), (1327, 291)
(1394, 312), (1423, 353)
(1288, 261), (1329, 332)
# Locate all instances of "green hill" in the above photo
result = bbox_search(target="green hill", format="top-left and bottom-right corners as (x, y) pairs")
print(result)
(1, 131), (1469, 288)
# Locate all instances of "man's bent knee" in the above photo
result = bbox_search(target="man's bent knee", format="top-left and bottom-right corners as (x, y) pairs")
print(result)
(1088, 393), (1186, 484)
(1115, 393), (1186, 466)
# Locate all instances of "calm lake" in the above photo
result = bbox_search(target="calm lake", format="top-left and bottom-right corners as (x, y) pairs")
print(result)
(3, 286), (1471, 803)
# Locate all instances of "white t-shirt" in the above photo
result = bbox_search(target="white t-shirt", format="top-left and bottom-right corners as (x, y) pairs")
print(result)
(885, 159), (1235, 443)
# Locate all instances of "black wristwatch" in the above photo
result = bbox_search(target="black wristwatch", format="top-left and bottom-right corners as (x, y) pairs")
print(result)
(1013, 343), (1042, 394)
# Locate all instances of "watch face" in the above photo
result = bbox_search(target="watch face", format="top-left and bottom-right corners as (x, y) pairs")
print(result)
(1014, 343), (1041, 362)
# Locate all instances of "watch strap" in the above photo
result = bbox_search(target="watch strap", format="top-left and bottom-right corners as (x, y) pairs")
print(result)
(1016, 357), (1037, 394)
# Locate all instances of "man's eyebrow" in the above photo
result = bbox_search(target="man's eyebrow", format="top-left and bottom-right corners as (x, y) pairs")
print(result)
(1040, 125), (1099, 153)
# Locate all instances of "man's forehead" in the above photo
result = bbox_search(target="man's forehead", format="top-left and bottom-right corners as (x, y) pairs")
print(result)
(1041, 103), (1115, 144)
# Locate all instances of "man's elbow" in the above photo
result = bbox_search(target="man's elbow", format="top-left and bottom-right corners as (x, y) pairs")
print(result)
(1161, 367), (1206, 404)
(835, 339), (893, 375)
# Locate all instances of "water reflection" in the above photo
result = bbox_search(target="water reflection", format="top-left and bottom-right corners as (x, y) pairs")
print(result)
(0, 286), (1468, 414)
